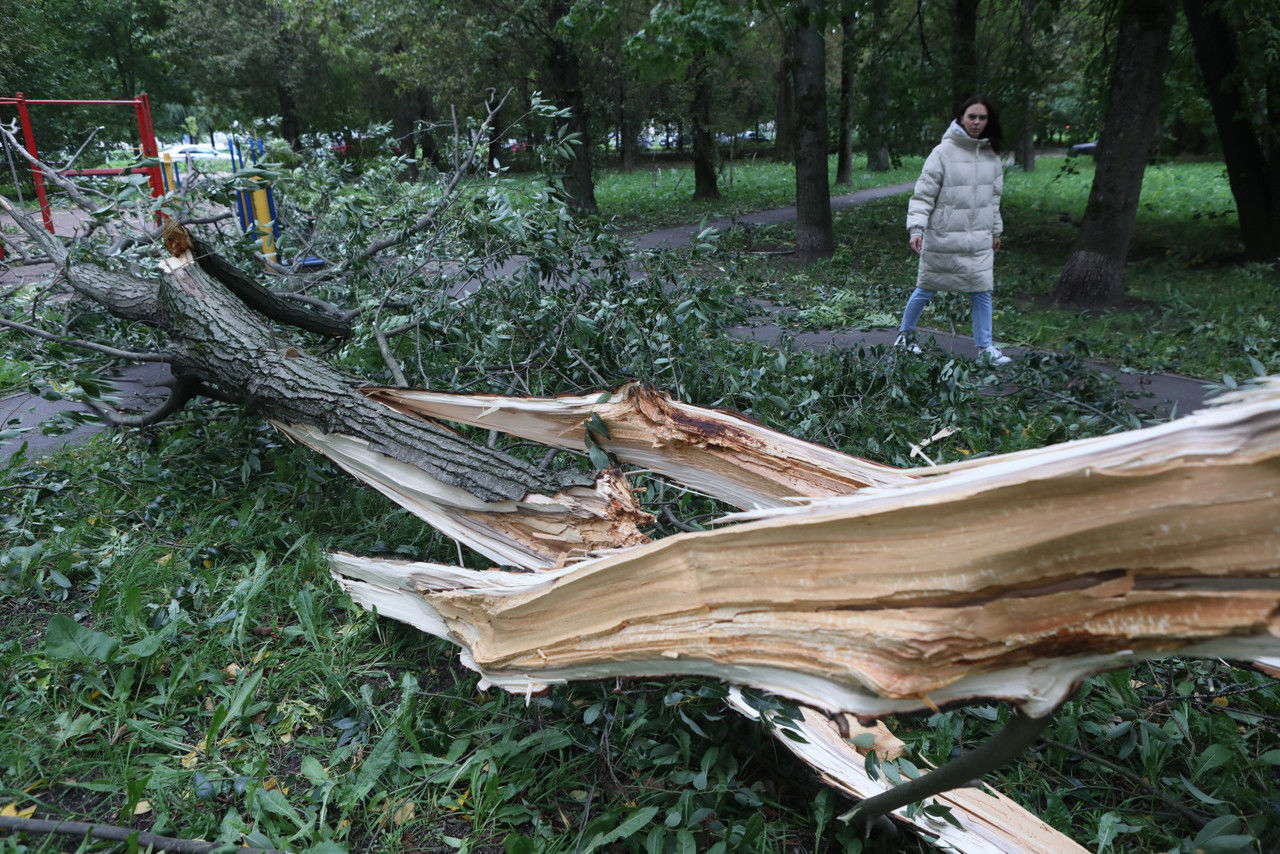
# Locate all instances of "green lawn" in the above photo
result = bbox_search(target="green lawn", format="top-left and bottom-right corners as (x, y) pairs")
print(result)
(591, 155), (924, 230)
(716, 157), (1275, 381)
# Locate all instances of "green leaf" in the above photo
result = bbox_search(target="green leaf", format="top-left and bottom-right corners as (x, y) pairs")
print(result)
(45, 614), (119, 662)
(253, 786), (307, 830)
(581, 806), (659, 850)
(504, 834), (537, 854)
(301, 756), (329, 785)
(225, 667), (264, 726)
(1178, 776), (1227, 805)
(352, 723), (401, 802)
(849, 732), (878, 750)
(125, 622), (176, 659)
(585, 411), (611, 440)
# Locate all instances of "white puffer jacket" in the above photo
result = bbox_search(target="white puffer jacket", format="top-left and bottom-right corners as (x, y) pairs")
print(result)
(906, 120), (1004, 293)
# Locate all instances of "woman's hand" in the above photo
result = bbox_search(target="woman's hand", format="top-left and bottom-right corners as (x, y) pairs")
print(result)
(993, 235), (1001, 252)
(910, 234), (923, 254)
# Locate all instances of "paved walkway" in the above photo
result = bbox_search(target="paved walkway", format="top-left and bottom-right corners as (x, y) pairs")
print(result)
(1, 182), (1213, 463)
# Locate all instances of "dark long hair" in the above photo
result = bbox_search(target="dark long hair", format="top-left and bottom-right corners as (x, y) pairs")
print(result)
(956, 95), (1003, 154)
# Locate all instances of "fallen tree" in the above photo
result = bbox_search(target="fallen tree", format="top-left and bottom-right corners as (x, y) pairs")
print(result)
(2, 118), (1278, 851)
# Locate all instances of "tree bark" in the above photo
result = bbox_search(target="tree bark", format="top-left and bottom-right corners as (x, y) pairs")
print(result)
(1015, 0), (1037, 172)
(864, 0), (891, 172)
(1053, 0), (1177, 306)
(773, 32), (796, 163)
(271, 6), (302, 148)
(835, 3), (856, 186)
(1182, 0), (1280, 261)
(950, 0), (980, 108)
(792, 0), (834, 261)
(689, 58), (720, 200)
(544, 1), (598, 213)
(618, 79), (639, 173)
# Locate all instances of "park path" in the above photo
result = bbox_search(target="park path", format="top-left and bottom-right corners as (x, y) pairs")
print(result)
(1, 180), (1211, 463)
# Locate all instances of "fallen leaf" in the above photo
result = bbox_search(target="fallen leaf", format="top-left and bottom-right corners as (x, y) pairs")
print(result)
(1, 803), (36, 819)
(133, 800), (152, 816)
(392, 800), (415, 825)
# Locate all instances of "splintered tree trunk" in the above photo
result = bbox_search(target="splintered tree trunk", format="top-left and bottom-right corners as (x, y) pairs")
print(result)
(835, 4), (855, 186)
(1182, 0), (1280, 261)
(792, 0), (834, 261)
(1053, 0), (1176, 306)
(689, 60), (720, 200)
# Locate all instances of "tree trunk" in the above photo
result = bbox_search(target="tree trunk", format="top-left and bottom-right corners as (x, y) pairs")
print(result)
(545, 2), (598, 213)
(864, 0), (891, 172)
(1182, 0), (1280, 261)
(1015, 0), (1037, 172)
(619, 79), (639, 172)
(950, 0), (980, 108)
(1016, 99), (1036, 172)
(792, 0), (834, 261)
(1053, 0), (1177, 306)
(773, 33), (796, 163)
(689, 59), (720, 200)
(834, 3), (855, 186)
(272, 7), (302, 149)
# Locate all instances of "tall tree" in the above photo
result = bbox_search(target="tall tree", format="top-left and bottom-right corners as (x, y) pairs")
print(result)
(543, 0), (598, 212)
(1013, 0), (1039, 171)
(1053, 0), (1178, 305)
(950, 0), (980, 107)
(1182, 0), (1280, 261)
(773, 30), (796, 163)
(792, 0), (834, 260)
(863, 0), (892, 171)
(835, 1), (856, 185)
(628, 1), (748, 200)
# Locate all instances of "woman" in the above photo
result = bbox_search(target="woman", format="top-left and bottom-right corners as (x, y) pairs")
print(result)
(895, 95), (1010, 364)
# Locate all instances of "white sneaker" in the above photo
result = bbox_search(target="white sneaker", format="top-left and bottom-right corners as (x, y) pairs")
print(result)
(893, 333), (922, 354)
(979, 345), (1011, 365)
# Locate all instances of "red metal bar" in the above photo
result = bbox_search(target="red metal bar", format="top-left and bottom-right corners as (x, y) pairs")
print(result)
(14, 92), (55, 233)
(136, 93), (165, 200)
(3, 92), (165, 234)
(60, 168), (152, 176)
(0, 98), (151, 106)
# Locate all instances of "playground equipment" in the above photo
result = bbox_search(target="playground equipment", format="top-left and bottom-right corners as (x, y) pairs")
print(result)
(0, 92), (165, 235)
(3, 93), (314, 269)
(229, 136), (278, 262)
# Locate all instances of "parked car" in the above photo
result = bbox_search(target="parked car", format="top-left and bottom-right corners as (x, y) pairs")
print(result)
(1068, 141), (1098, 157)
(160, 144), (229, 160)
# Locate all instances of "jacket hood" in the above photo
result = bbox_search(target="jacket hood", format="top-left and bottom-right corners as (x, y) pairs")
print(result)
(942, 119), (990, 150)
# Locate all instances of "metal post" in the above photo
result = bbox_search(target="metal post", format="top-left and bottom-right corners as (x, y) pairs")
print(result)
(135, 93), (165, 200)
(15, 92), (54, 233)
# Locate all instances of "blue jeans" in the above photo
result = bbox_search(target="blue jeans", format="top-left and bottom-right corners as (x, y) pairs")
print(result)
(899, 288), (994, 350)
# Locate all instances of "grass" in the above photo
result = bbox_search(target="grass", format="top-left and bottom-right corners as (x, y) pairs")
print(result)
(0, 407), (911, 853)
(591, 155), (924, 230)
(728, 157), (1277, 381)
(2, 149), (1278, 853)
